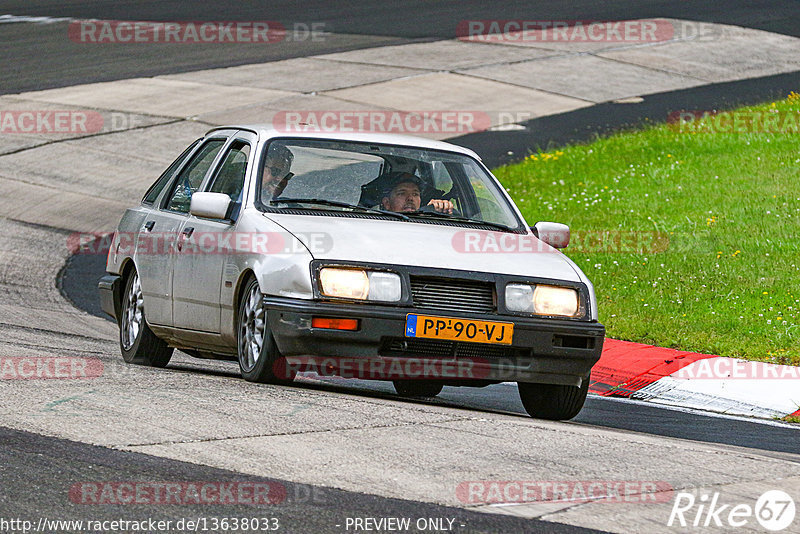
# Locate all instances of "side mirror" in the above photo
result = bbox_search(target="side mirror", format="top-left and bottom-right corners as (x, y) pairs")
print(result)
(190, 192), (231, 220)
(532, 221), (570, 249)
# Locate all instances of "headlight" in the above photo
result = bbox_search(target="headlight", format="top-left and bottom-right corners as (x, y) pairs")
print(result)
(367, 271), (402, 302)
(505, 283), (534, 313)
(320, 268), (368, 299)
(533, 285), (579, 316)
(319, 268), (402, 302)
(505, 283), (579, 317)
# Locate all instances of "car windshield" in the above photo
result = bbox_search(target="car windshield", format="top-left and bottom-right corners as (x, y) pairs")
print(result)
(257, 139), (523, 230)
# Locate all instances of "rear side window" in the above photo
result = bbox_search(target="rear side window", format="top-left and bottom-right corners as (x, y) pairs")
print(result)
(142, 139), (201, 205)
(163, 139), (225, 213)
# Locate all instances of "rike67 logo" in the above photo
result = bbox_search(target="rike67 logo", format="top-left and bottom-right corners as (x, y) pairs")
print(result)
(668, 489), (796, 531)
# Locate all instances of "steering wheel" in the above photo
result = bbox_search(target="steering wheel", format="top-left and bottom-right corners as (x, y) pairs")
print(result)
(419, 202), (462, 217)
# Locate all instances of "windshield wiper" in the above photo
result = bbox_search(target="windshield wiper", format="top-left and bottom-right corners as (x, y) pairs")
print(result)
(269, 198), (409, 220)
(404, 209), (516, 232)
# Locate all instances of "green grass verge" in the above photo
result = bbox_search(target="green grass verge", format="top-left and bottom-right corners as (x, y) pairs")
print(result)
(492, 92), (800, 366)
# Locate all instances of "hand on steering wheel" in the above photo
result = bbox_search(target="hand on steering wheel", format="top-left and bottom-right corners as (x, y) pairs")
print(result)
(426, 198), (454, 214)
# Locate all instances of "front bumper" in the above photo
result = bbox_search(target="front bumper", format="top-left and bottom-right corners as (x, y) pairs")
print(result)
(266, 296), (605, 387)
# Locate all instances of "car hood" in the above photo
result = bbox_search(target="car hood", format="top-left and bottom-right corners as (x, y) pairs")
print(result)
(263, 213), (582, 282)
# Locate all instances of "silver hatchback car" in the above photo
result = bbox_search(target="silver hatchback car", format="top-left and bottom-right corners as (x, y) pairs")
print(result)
(99, 126), (604, 420)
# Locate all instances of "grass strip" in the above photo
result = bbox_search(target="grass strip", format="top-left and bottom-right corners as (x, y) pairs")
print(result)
(493, 92), (800, 365)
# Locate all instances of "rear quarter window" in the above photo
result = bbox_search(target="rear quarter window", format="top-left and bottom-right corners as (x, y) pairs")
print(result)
(142, 139), (201, 205)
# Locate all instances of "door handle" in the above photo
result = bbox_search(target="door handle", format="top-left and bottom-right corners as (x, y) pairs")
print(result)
(143, 220), (155, 231)
(177, 227), (194, 251)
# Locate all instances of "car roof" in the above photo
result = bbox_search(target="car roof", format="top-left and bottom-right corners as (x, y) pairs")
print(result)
(205, 125), (482, 161)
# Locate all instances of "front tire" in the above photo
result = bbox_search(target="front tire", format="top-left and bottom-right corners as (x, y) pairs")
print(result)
(237, 277), (294, 384)
(518, 378), (589, 420)
(393, 380), (444, 398)
(119, 269), (173, 367)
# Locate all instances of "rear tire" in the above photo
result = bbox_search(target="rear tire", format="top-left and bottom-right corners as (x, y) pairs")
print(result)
(119, 269), (173, 367)
(518, 378), (589, 420)
(393, 381), (444, 398)
(237, 277), (295, 384)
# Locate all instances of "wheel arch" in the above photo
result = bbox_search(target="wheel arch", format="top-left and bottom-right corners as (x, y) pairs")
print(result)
(112, 258), (137, 322)
(120, 257), (136, 283)
(233, 268), (258, 324)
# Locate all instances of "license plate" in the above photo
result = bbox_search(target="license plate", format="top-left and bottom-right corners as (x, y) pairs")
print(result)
(405, 314), (514, 345)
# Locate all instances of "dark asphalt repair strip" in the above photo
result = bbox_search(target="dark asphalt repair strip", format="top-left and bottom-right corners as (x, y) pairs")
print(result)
(450, 70), (800, 168)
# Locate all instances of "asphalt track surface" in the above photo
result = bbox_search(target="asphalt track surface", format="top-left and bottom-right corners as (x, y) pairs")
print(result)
(0, 426), (603, 534)
(2, 0), (800, 94)
(5, 2), (800, 532)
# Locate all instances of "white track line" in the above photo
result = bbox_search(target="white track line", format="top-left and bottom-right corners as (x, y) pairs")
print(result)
(0, 14), (74, 24)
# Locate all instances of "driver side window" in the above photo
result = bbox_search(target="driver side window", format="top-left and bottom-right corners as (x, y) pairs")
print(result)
(208, 141), (251, 202)
(430, 161), (461, 212)
(163, 139), (225, 213)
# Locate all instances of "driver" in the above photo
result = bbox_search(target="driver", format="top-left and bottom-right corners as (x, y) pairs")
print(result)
(381, 172), (453, 214)
(261, 144), (294, 199)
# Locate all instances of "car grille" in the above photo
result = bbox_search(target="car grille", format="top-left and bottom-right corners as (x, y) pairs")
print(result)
(382, 337), (452, 359)
(409, 276), (495, 314)
(380, 337), (528, 360)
